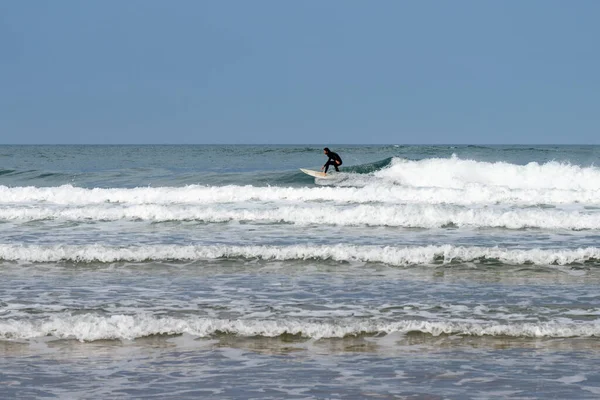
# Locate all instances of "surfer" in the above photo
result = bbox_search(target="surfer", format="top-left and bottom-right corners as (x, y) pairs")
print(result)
(321, 148), (342, 174)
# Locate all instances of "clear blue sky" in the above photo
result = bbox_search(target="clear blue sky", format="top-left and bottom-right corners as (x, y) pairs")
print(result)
(1, 0), (598, 144)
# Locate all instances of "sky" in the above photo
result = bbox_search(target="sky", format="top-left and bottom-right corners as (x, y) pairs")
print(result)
(1, 0), (599, 145)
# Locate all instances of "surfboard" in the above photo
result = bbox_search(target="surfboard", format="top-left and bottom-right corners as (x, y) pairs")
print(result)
(300, 168), (333, 178)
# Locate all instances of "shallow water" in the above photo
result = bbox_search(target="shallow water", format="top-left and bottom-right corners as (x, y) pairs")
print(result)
(2, 144), (600, 398)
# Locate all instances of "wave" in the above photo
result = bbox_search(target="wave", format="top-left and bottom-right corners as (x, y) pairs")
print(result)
(375, 156), (600, 190)
(1, 203), (599, 229)
(0, 169), (16, 176)
(2, 243), (600, 265)
(342, 157), (394, 174)
(4, 184), (600, 207)
(3, 155), (600, 204)
(0, 168), (75, 180)
(2, 314), (600, 341)
(253, 146), (318, 155)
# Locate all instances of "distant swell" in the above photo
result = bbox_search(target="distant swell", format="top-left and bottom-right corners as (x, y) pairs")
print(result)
(0, 169), (16, 176)
(2, 314), (600, 341)
(2, 244), (600, 265)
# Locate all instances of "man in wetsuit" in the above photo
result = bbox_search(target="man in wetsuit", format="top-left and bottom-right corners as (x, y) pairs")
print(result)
(321, 147), (343, 174)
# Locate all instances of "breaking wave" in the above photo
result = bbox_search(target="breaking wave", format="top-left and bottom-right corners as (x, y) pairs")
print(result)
(2, 243), (600, 265)
(1, 203), (599, 230)
(2, 314), (600, 341)
(375, 156), (600, 190)
(2, 183), (600, 206)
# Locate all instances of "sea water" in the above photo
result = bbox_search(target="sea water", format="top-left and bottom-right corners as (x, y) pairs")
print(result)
(1, 144), (600, 399)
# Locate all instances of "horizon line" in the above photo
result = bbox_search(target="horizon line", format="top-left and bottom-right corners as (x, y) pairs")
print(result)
(0, 143), (597, 146)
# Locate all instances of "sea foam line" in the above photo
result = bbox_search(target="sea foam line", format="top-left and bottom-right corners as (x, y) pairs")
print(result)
(2, 314), (600, 341)
(1, 243), (600, 265)
(1, 184), (600, 207)
(1, 204), (600, 230)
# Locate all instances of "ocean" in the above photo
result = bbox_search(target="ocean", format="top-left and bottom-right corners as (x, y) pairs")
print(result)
(1, 144), (600, 399)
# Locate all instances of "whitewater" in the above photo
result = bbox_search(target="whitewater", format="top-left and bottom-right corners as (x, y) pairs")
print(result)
(2, 144), (600, 398)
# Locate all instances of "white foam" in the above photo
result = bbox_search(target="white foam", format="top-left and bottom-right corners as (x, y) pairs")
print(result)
(1, 203), (599, 230)
(1, 243), (600, 265)
(556, 375), (587, 384)
(376, 156), (600, 190)
(2, 314), (600, 341)
(2, 178), (600, 208)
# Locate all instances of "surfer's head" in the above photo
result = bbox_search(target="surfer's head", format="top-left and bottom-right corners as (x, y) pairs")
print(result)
(323, 147), (330, 154)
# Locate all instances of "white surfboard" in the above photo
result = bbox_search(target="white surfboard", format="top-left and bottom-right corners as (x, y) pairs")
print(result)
(300, 168), (334, 178)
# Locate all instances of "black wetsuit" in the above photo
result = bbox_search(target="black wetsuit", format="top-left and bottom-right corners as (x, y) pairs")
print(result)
(324, 151), (342, 173)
